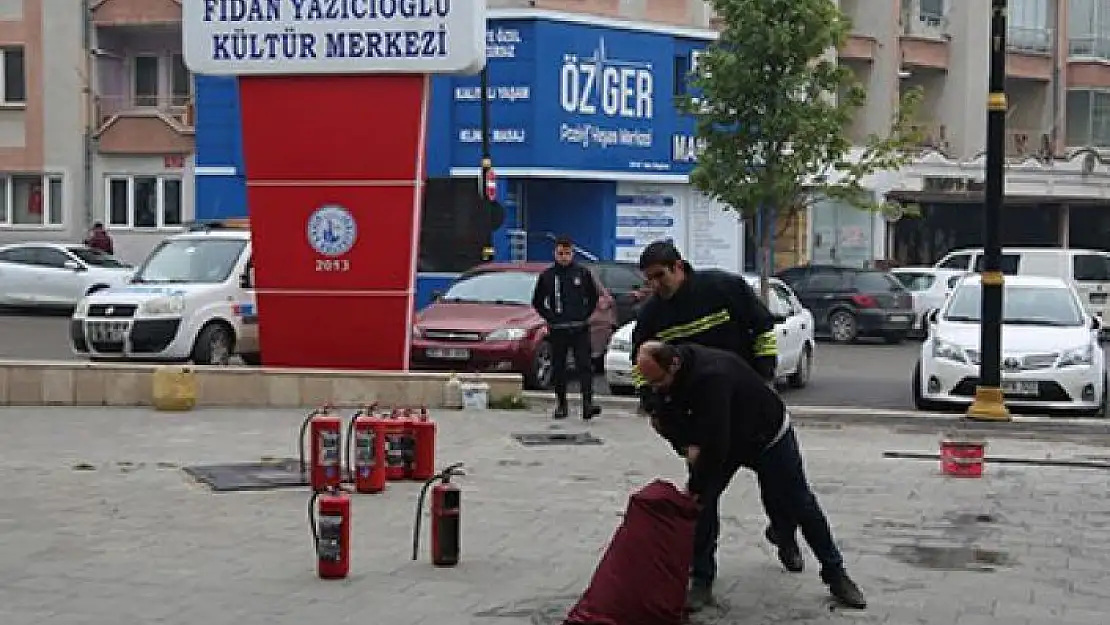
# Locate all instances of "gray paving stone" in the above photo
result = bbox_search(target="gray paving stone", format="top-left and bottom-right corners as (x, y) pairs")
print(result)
(0, 406), (1108, 625)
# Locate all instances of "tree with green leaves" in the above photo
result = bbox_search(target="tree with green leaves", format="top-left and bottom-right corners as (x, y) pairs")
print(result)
(680, 0), (924, 299)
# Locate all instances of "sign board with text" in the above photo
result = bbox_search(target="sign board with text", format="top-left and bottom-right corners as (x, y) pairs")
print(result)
(444, 19), (711, 176)
(183, 0), (486, 75)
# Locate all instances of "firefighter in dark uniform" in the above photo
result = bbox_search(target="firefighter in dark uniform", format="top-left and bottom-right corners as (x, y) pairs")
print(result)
(629, 240), (797, 596)
(636, 340), (867, 611)
(532, 235), (602, 420)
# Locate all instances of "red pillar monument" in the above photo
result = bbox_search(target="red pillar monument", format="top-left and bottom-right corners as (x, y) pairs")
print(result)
(183, 2), (485, 370)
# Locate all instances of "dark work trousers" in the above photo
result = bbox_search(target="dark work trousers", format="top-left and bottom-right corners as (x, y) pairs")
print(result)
(548, 328), (593, 403)
(691, 427), (844, 584)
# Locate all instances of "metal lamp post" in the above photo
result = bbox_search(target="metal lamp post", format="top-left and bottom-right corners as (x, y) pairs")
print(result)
(966, 0), (1012, 421)
(479, 64), (495, 261)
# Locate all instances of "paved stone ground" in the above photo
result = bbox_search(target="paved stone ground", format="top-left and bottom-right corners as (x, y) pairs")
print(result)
(1, 407), (1109, 625)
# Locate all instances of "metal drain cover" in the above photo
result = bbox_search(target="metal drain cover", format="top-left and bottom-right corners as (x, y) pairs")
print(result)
(512, 432), (604, 446)
(182, 458), (309, 492)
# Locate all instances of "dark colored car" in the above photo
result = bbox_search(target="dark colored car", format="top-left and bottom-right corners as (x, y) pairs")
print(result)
(774, 264), (914, 344)
(410, 262), (618, 389)
(582, 260), (649, 326)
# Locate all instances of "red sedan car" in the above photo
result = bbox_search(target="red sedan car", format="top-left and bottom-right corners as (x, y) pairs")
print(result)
(410, 262), (618, 389)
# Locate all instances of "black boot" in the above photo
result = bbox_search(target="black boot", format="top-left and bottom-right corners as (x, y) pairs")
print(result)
(553, 396), (568, 420)
(821, 567), (867, 609)
(765, 526), (804, 573)
(581, 394), (601, 420)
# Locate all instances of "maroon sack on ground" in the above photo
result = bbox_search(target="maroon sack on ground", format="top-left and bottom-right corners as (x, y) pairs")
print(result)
(565, 479), (699, 625)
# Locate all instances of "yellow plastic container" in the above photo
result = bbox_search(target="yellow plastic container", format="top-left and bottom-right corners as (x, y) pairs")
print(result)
(152, 365), (197, 412)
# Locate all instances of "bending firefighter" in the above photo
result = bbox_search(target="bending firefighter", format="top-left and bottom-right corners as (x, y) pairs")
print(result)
(630, 239), (794, 604)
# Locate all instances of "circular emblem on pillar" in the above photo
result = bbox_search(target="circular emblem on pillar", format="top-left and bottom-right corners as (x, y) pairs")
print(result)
(307, 204), (357, 257)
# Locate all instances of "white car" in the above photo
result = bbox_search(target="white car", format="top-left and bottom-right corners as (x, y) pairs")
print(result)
(0, 242), (134, 308)
(890, 267), (967, 334)
(71, 222), (260, 365)
(914, 274), (1106, 415)
(604, 275), (816, 394)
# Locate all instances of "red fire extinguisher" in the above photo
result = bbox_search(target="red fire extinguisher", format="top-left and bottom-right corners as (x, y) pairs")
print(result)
(345, 405), (387, 494)
(309, 487), (350, 579)
(409, 407), (437, 481)
(412, 462), (465, 567)
(298, 405), (343, 492)
(382, 408), (410, 481)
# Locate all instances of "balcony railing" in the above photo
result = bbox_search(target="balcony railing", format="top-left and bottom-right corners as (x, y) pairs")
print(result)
(1069, 35), (1110, 58)
(96, 93), (194, 129)
(908, 122), (951, 154)
(1006, 128), (1053, 159)
(1007, 26), (1054, 54)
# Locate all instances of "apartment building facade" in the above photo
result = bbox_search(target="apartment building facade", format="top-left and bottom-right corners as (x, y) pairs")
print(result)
(0, 0), (194, 264)
(842, 0), (1110, 267)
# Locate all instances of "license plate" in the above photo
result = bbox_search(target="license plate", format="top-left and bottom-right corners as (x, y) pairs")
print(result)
(1001, 380), (1039, 396)
(888, 315), (910, 323)
(87, 321), (128, 342)
(1090, 292), (1107, 304)
(426, 347), (470, 360)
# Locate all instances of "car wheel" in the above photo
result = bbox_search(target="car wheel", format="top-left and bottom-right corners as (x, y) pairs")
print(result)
(191, 323), (234, 366)
(609, 384), (636, 396)
(788, 343), (812, 389)
(526, 341), (554, 390)
(828, 310), (858, 343)
(912, 361), (943, 411)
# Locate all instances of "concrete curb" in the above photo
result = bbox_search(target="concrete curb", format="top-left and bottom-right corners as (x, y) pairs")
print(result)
(0, 359), (523, 409)
(521, 391), (1110, 436)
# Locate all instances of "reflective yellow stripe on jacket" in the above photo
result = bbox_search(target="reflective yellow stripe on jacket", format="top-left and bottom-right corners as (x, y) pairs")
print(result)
(632, 309), (735, 388)
(754, 330), (778, 357)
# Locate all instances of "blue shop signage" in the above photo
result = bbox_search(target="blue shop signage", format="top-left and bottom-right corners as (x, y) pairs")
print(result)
(443, 17), (712, 177)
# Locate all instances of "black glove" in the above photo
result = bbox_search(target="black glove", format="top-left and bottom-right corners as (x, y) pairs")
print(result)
(752, 354), (777, 382)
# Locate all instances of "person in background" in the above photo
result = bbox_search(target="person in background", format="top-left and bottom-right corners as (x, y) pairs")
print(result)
(635, 340), (867, 612)
(84, 222), (114, 256)
(531, 235), (601, 420)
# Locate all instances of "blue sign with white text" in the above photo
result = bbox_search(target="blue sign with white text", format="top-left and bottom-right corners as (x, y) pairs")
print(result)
(441, 19), (711, 177)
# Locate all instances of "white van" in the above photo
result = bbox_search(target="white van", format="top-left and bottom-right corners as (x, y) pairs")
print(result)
(70, 220), (260, 365)
(934, 247), (1110, 323)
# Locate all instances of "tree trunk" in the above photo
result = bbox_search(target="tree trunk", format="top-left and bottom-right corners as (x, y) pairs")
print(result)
(758, 204), (772, 304)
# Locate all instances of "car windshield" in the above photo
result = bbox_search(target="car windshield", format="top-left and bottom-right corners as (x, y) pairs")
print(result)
(442, 271), (538, 305)
(894, 272), (935, 291)
(67, 246), (130, 268)
(133, 239), (247, 284)
(944, 284), (1085, 327)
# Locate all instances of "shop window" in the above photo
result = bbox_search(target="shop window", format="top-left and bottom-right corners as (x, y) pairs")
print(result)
(419, 178), (494, 273)
(105, 175), (185, 229)
(0, 174), (63, 227)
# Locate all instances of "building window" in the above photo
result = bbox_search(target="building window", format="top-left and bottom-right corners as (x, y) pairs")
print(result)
(1065, 89), (1110, 147)
(0, 47), (25, 105)
(1008, 0), (1052, 53)
(171, 54), (191, 106)
(1069, 0), (1110, 57)
(0, 174), (63, 227)
(918, 0), (946, 23)
(133, 55), (160, 107)
(105, 175), (184, 229)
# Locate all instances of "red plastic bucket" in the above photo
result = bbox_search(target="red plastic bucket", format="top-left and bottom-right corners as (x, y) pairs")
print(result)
(940, 440), (986, 478)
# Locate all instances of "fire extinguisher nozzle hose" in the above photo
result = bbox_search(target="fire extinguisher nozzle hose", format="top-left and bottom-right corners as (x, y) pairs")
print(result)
(412, 476), (436, 561)
(308, 491), (320, 556)
(297, 409), (319, 480)
(344, 411), (360, 484)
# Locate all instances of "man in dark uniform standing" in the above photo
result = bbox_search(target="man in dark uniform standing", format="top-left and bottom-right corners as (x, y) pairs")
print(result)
(629, 240), (803, 581)
(532, 236), (602, 420)
(635, 340), (867, 611)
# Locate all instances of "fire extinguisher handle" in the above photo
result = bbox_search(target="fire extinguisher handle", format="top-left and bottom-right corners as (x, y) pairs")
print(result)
(443, 462), (465, 478)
